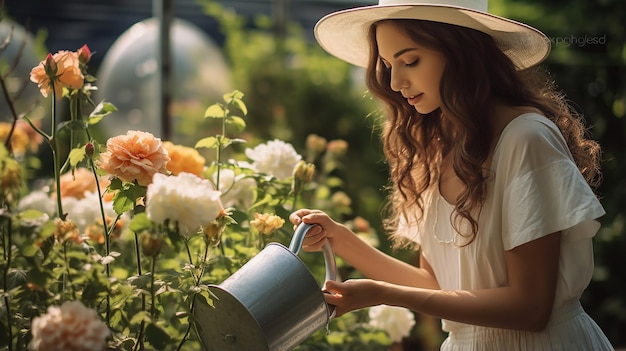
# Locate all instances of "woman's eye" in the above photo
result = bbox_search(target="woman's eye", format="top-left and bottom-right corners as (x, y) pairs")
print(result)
(406, 59), (419, 67)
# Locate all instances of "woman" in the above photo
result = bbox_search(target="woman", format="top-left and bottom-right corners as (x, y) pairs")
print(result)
(290, 0), (614, 349)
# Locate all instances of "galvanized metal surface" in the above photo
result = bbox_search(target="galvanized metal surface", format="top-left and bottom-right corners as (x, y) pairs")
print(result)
(195, 223), (337, 351)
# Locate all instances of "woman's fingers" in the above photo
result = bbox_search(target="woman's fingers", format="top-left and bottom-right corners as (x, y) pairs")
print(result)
(322, 279), (383, 317)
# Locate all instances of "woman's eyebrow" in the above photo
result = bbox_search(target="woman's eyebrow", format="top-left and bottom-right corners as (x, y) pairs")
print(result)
(393, 47), (419, 59)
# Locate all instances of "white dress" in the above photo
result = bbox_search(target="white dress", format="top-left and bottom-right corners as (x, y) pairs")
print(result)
(398, 113), (614, 350)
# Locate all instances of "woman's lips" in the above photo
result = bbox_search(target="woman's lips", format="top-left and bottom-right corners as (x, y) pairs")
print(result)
(407, 93), (423, 105)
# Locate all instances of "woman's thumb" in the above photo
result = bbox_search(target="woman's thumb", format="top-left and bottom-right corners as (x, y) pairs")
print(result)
(323, 280), (342, 294)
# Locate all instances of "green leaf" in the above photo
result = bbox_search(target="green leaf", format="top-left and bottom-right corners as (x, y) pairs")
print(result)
(27, 267), (51, 288)
(88, 101), (118, 125)
(223, 89), (244, 102)
(204, 104), (225, 118)
(107, 177), (124, 191)
(112, 191), (135, 214)
(21, 244), (39, 257)
(226, 116), (246, 132)
(129, 213), (152, 233)
(129, 311), (151, 326)
(145, 323), (172, 350)
(231, 98), (247, 116)
(19, 209), (46, 220)
(195, 136), (219, 149)
(68, 147), (86, 167)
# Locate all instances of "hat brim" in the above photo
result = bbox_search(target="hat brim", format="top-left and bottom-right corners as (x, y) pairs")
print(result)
(314, 4), (550, 69)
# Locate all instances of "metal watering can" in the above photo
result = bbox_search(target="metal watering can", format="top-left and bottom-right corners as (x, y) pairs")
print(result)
(193, 223), (337, 351)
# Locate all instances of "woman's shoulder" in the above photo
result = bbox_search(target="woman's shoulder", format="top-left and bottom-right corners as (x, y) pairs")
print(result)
(493, 111), (574, 173)
(496, 112), (563, 150)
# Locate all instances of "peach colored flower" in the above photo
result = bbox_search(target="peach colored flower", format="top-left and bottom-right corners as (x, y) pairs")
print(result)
(327, 139), (349, 157)
(0, 122), (30, 156)
(58, 168), (97, 199)
(163, 141), (206, 176)
(30, 50), (84, 99)
(250, 213), (285, 235)
(86, 216), (123, 244)
(54, 218), (82, 245)
(29, 300), (110, 351)
(18, 119), (45, 154)
(98, 130), (170, 186)
(305, 133), (327, 159)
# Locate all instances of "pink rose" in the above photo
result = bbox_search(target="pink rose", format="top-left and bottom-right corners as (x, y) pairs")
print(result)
(98, 130), (170, 186)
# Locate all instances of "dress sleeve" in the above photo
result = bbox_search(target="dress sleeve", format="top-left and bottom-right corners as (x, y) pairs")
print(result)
(494, 114), (605, 250)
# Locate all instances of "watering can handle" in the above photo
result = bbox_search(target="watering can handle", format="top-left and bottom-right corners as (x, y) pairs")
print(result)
(289, 223), (337, 283)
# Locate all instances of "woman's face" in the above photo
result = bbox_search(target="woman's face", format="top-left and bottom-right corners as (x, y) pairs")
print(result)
(376, 22), (446, 114)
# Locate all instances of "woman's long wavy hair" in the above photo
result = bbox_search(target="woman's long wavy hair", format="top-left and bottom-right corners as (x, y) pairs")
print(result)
(366, 20), (602, 247)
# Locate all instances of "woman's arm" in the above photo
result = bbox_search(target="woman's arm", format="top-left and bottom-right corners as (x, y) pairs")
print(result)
(325, 231), (561, 332)
(290, 209), (440, 290)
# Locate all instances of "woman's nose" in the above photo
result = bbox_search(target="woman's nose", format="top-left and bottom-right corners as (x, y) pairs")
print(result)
(389, 69), (407, 92)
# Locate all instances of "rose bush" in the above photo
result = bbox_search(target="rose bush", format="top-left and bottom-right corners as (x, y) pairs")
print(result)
(0, 40), (412, 351)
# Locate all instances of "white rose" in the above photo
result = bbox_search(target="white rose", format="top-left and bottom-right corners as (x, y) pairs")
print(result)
(29, 300), (110, 351)
(146, 172), (223, 237)
(245, 139), (302, 179)
(63, 192), (101, 232)
(213, 168), (256, 209)
(368, 304), (416, 343)
(18, 190), (56, 216)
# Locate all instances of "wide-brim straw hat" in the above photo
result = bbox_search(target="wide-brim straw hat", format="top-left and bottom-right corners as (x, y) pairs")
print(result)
(314, 0), (551, 69)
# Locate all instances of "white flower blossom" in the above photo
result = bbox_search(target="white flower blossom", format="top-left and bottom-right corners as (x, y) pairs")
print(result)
(368, 304), (416, 343)
(18, 190), (57, 215)
(245, 139), (302, 179)
(29, 300), (110, 351)
(213, 168), (256, 208)
(63, 191), (117, 234)
(146, 172), (223, 237)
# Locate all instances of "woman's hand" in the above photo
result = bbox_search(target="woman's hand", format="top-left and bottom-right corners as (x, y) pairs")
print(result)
(323, 279), (386, 317)
(289, 209), (343, 252)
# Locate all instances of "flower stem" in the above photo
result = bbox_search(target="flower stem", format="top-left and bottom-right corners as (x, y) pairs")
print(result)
(88, 158), (113, 324)
(0, 73), (18, 155)
(133, 231), (146, 351)
(150, 256), (157, 319)
(63, 243), (77, 300)
(2, 217), (14, 351)
(176, 238), (209, 351)
(50, 89), (66, 220)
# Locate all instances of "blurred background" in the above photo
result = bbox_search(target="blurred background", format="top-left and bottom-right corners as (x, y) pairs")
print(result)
(2, 0), (624, 349)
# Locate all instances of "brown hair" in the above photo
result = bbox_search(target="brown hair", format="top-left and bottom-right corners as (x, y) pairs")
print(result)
(366, 20), (602, 246)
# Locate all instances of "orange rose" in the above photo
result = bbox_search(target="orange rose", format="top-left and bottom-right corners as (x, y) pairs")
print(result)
(30, 50), (84, 99)
(98, 130), (170, 186)
(163, 141), (206, 176)
(58, 167), (97, 199)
